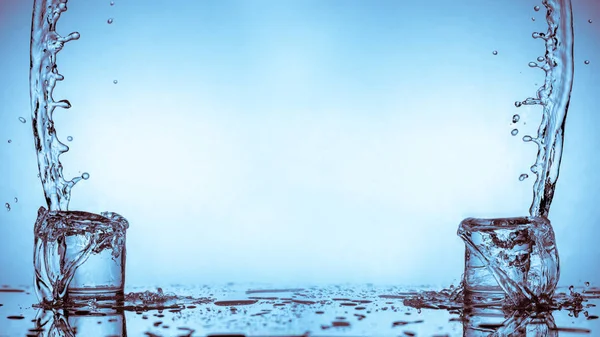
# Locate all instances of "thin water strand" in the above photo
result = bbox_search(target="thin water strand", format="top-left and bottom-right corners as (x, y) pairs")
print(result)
(30, 0), (83, 211)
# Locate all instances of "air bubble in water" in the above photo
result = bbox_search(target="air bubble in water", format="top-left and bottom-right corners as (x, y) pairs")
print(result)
(18, 117), (26, 123)
(512, 114), (520, 123)
(584, 60), (590, 65)
(519, 174), (529, 181)
(534, 5), (540, 11)
(5, 203), (10, 211)
(511, 129), (519, 136)
(523, 135), (533, 142)
(515, 101), (523, 108)
(492, 50), (498, 55)
(113, 80), (118, 84)
(67, 136), (73, 141)
(82, 172), (90, 180)
(107, 18), (114, 24)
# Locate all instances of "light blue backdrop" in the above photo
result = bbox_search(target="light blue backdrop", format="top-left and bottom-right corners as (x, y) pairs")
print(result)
(0, 0), (598, 288)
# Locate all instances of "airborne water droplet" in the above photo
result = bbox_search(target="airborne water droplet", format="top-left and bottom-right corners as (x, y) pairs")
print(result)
(5, 203), (10, 211)
(67, 136), (73, 141)
(534, 5), (540, 11)
(18, 117), (26, 123)
(589, 19), (593, 24)
(528, 62), (538, 68)
(532, 17), (536, 21)
(586, 282), (591, 287)
(523, 135), (533, 142)
(584, 60), (590, 65)
(110, 1), (115, 5)
(537, 56), (545, 62)
(511, 129), (519, 136)
(515, 101), (523, 108)
(113, 80), (118, 84)
(512, 114), (520, 123)
(82, 172), (90, 180)
(492, 50), (498, 55)
(519, 174), (529, 181)
(7, 139), (11, 144)
(107, 18), (114, 24)
(14, 197), (18, 203)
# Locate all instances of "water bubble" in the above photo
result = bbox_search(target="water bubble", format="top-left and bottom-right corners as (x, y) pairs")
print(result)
(14, 197), (18, 203)
(511, 129), (519, 136)
(4, 203), (10, 211)
(82, 172), (90, 180)
(514, 101), (523, 108)
(18, 117), (26, 123)
(67, 136), (73, 141)
(512, 114), (520, 123)
(528, 62), (538, 68)
(107, 18), (114, 24)
(534, 5), (540, 11)
(519, 174), (529, 181)
(537, 56), (545, 62)
(7, 139), (11, 144)
(523, 135), (533, 142)
(113, 80), (118, 84)
(584, 60), (590, 65)
(492, 50), (498, 55)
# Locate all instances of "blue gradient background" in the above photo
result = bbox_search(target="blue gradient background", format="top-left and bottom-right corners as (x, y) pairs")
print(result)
(0, 0), (598, 288)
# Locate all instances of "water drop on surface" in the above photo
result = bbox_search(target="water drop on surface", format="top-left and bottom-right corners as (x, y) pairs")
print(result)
(107, 18), (114, 24)
(82, 172), (90, 180)
(514, 101), (523, 108)
(18, 117), (26, 123)
(584, 60), (590, 65)
(512, 114), (520, 123)
(534, 5), (540, 11)
(492, 50), (498, 55)
(523, 135), (533, 142)
(113, 80), (118, 84)
(511, 129), (519, 136)
(4, 203), (10, 211)
(67, 136), (73, 141)
(519, 174), (529, 181)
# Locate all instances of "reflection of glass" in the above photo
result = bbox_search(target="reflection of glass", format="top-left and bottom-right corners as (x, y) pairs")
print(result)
(463, 307), (557, 337)
(34, 308), (127, 337)
(458, 217), (559, 306)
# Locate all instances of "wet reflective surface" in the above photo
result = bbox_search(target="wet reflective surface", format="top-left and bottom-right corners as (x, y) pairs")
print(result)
(0, 284), (598, 336)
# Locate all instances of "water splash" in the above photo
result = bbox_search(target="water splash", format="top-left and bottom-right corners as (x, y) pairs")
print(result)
(515, 0), (574, 217)
(30, 0), (82, 211)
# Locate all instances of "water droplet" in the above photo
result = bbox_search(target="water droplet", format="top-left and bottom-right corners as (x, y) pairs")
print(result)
(584, 60), (590, 65)
(67, 136), (73, 141)
(512, 114), (520, 123)
(107, 18), (114, 24)
(528, 62), (538, 68)
(537, 56), (545, 62)
(514, 101), (523, 108)
(82, 172), (90, 180)
(585, 282), (591, 287)
(110, 1), (115, 5)
(14, 197), (18, 203)
(531, 17), (535, 22)
(18, 117), (26, 123)
(4, 203), (10, 211)
(531, 164), (539, 173)
(7, 139), (11, 144)
(519, 174), (529, 181)
(113, 80), (118, 84)
(589, 19), (593, 24)
(492, 50), (498, 55)
(511, 129), (519, 136)
(569, 285), (575, 293)
(523, 135), (533, 142)
(534, 5), (540, 11)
